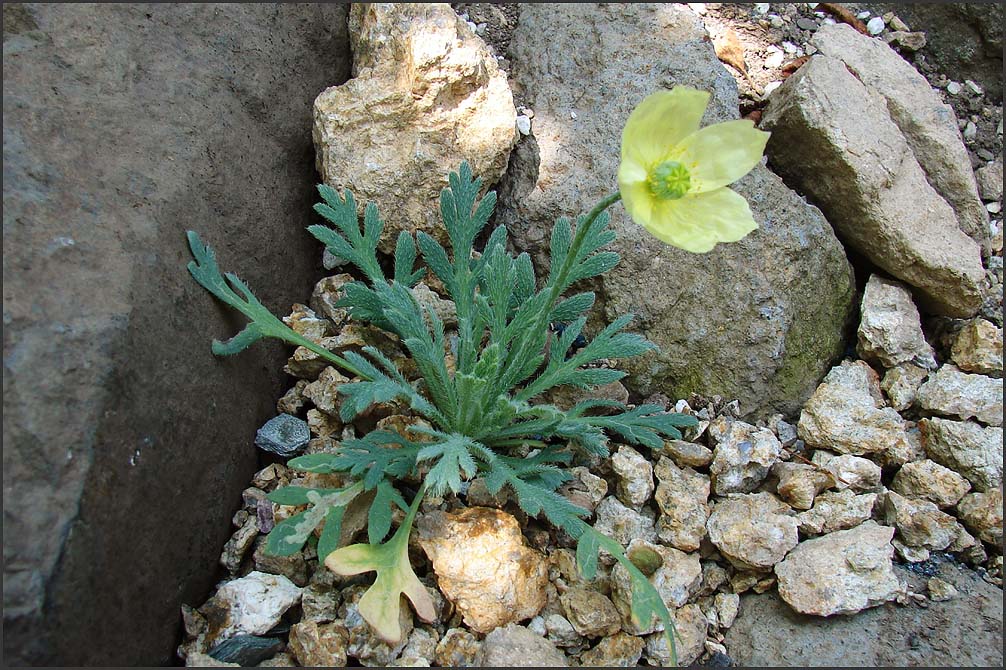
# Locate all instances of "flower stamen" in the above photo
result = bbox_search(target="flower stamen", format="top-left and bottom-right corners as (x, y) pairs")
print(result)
(647, 160), (691, 200)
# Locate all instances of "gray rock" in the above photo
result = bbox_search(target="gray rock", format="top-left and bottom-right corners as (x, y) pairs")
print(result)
(314, 3), (517, 254)
(610, 540), (702, 635)
(707, 492), (800, 572)
(708, 417), (784, 495)
(916, 365), (1003, 426)
(497, 3), (854, 421)
(206, 635), (283, 667)
(199, 572), (303, 648)
(881, 363), (930, 411)
(775, 521), (902, 616)
(252, 537), (309, 587)
(560, 587), (622, 639)
(856, 275), (937, 370)
(1, 4), (351, 665)
(219, 516), (260, 575)
(592, 496), (657, 548)
(811, 452), (883, 492)
(798, 361), (912, 456)
(920, 417), (1003, 492)
(811, 24), (990, 256)
(255, 414), (311, 457)
(310, 274), (354, 327)
(714, 592), (741, 630)
(611, 445), (654, 510)
(891, 459), (971, 509)
(653, 457), (710, 552)
(641, 604), (707, 666)
(434, 628), (481, 668)
(543, 614), (582, 648)
(728, 558), (1003, 666)
(927, 577), (959, 602)
(761, 54), (984, 317)
(478, 624), (568, 667)
(796, 490), (878, 537)
(975, 160), (1004, 202)
(287, 621), (349, 668)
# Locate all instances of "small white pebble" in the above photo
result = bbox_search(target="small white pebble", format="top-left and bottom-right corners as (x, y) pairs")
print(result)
(764, 47), (785, 68)
(946, 81), (963, 95)
(515, 115), (532, 136)
(866, 16), (886, 35)
(770, 15), (784, 28)
(962, 121), (977, 141)
(466, 20), (477, 33)
(688, 3), (707, 15)
(518, 106), (535, 119)
(475, 22), (487, 36)
(570, 110), (578, 120)
(822, 17), (836, 25)
(857, 10), (871, 19)
(764, 81), (783, 95)
(987, 202), (1002, 214)
(965, 79), (983, 95)
(753, 3), (770, 14)
(782, 40), (799, 54)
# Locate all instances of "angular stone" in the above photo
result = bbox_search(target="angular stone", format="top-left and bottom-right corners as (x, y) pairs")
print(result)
(254, 414), (311, 457)
(394, 627), (438, 667)
(882, 491), (964, 551)
(301, 582), (341, 624)
(579, 632), (644, 667)
(811, 24), (989, 255)
(708, 417), (784, 495)
(662, 439), (713, 468)
(287, 621), (349, 667)
(199, 572), (303, 647)
(798, 361), (912, 456)
(276, 380), (309, 415)
(309, 274), (354, 327)
(417, 507), (547, 633)
(951, 319), (1004, 376)
(927, 577), (959, 602)
(891, 460), (971, 509)
(340, 584), (412, 665)
(916, 365), (1003, 426)
(856, 275), (937, 370)
(219, 516), (259, 574)
(496, 3), (854, 420)
(477, 624), (568, 667)
(543, 614), (582, 648)
(761, 54), (984, 317)
(611, 445), (654, 510)
(881, 363), (930, 411)
(811, 452), (883, 492)
(592, 496), (657, 548)
(773, 462), (836, 510)
(714, 592), (741, 630)
(560, 587), (622, 639)
(205, 635), (283, 667)
(314, 3), (516, 254)
(653, 457), (710, 552)
(975, 160), (1003, 202)
(434, 628), (481, 668)
(707, 493), (799, 571)
(302, 367), (350, 417)
(775, 521), (902, 616)
(611, 540), (702, 635)
(410, 282), (458, 328)
(642, 604), (707, 666)
(282, 304), (334, 341)
(252, 537), (309, 587)
(920, 417), (1003, 492)
(956, 489), (1003, 546)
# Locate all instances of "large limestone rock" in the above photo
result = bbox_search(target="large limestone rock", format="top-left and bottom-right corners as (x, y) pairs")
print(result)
(417, 507), (547, 633)
(653, 457), (710, 552)
(811, 24), (989, 255)
(2, 4), (352, 665)
(313, 3), (517, 252)
(891, 460), (971, 509)
(761, 55), (984, 317)
(916, 365), (1003, 426)
(706, 492), (799, 572)
(920, 418), (1003, 492)
(496, 3), (854, 419)
(774, 521), (902, 616)
(477, 624), (568, 668)
(798, 361), (912, 456)
(951, 319), (1004, 376)
(796, 490), (878, 537)
(856, 275), (936, 370)
(956, 489), (1004, 547)
(881, 491), (965, 551)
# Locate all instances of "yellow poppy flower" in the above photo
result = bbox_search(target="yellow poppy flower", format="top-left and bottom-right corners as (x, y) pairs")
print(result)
(617, 87), (770, 253)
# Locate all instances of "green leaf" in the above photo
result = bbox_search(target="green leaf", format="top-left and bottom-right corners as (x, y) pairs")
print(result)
(367, 480), (409, 544)
(263, 483), (365, 557)
(287, 453), (341, 474)
(416, 434), (480, 496)
(266, 486), (346, 506)
(575, 531), (600, 581)
(325, 485), (435, 645)
(317, 505), (346, 562)
(266, 510), (313, 557)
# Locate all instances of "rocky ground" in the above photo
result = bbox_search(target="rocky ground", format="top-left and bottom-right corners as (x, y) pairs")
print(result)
(178, 3), (1002, 667)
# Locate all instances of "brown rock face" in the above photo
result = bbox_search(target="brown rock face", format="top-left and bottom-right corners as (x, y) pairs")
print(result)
(2, 4), (351, 665)
(417, 507), (548, 633)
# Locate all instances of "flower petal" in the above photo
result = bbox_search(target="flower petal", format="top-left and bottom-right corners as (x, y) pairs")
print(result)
(621, 87), (710, 167)
(618, 177), (655, 229)
(676, 120), (770, 192)
(641, 187), (758, 253)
